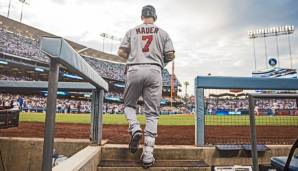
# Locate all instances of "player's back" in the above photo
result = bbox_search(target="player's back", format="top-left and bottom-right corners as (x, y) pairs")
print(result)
(126, 23), (173, 67)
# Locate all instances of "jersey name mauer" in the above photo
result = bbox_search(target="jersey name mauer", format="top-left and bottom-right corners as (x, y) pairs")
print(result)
(120, 23), (174, 68)
(136, 27), (159, 34)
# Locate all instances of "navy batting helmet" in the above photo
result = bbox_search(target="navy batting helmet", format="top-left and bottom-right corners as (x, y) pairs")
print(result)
(142, 5), (157, 21)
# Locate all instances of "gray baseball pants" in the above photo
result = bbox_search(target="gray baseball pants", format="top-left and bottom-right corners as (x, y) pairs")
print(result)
(124, 64), (162, 138)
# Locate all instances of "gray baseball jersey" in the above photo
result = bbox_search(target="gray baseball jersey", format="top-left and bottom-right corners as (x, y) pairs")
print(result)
(120, 23), (175, 67)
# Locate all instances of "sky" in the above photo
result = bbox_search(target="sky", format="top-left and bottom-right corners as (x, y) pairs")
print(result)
(1, 0), (298, 96)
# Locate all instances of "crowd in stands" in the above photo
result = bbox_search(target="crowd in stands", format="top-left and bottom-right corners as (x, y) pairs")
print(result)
(0, 25), (184, 114)
(0, 74), (33, 81)
(255, 99), (297, 110)
(0, 93), (125, 114)
(0, 28), (179, 86)
(160, 106), (191, 114)
(84, 57), (125, 81)
(0, 94), (189, 114)
(163, 96), (183, 103)
(0, 28), (48, 62)
(3, 93), (298, 115)
(0, 94), (90, 113)
(105, 92), (124, 99)
(206, 97), (297, 111)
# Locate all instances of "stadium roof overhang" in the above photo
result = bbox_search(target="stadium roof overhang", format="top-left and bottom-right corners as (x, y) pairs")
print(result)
(0, 80), (95, 92)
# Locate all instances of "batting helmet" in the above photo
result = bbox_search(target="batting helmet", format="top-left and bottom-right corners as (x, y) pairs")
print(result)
(141, 5), (157, 21)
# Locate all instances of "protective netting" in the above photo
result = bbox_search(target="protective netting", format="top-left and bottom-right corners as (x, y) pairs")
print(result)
(204, 89), (298, 145)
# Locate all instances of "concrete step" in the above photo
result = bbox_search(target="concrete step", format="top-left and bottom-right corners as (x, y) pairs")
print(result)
(101, 144), (207, 161)
(98, 167), (210, 171)
(98, 160), (210, 171)
(99, 144), (293, 168)
(100, 160), (208, 167)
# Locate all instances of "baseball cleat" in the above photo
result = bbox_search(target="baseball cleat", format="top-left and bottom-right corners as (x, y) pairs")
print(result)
(129, 130), (142, 153)
(141, 153), (155, 169)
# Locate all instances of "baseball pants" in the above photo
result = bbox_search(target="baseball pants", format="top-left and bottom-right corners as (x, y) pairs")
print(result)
(124, 64), (162, 138)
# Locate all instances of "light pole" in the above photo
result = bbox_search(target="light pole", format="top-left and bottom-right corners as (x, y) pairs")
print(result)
(275, 32), (280, 67)
(19, 0), (29, 23)
(7, 0), (12, 18)
(110, 36), (122, 53)
(248, 25), (295, 69)
(263, 35), (268, 68)
(287, 30), (293, 68)
(252, 37), (257, 71)
(100, 33), (107, 52)
(110, 36), (114, 52)
(100, 33), (122, 53)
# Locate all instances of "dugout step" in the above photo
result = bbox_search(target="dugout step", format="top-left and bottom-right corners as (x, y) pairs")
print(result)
(101, 144), (205, 160)
(98, 160), (209, 171)
(98, 167), (210, 171)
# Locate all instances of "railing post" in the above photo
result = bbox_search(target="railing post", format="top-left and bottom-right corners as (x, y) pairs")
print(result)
(195, 87), (205, 146)
(90, 89), (96, 143)
(91, 88), (104, 145)
(42, 59), (59, 171)
(98, 89), (104, 144)
(248, 94), (259, 171)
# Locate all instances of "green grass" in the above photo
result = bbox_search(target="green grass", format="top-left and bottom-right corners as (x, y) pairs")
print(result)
(19, 112), (298, 126)
(20, 112), (195, 125)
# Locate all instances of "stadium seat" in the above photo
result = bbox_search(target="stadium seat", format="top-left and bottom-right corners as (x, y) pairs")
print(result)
(271, 138), (298, 171)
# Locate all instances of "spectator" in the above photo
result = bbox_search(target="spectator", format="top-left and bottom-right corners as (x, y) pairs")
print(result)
(0, 29), (177, 86)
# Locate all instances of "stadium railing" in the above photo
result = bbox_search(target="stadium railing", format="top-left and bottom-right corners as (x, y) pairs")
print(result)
(195, 76), (298, 146)
(248, 93), (298, 171)
(40, 36), (108, 171)
(195, 76), (298, 170)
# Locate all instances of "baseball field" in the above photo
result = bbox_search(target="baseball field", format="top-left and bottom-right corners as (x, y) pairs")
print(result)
(0, 112), (297, 145)
(19, 112), (298, 126)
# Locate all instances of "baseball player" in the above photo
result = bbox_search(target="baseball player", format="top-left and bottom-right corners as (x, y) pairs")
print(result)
(118, 5), (175, 168)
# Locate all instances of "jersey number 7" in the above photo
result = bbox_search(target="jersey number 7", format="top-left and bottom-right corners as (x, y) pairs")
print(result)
(142, 35), (153, 52)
